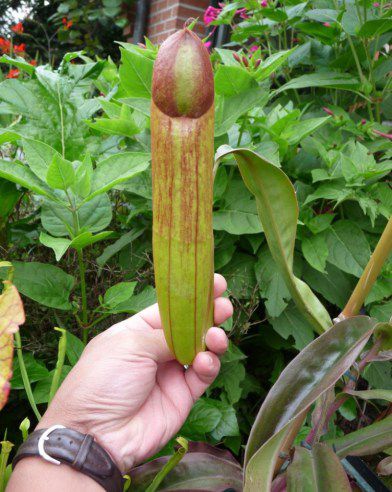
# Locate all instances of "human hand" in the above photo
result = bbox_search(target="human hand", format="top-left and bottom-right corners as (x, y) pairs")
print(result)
(38, 274), (232, 473)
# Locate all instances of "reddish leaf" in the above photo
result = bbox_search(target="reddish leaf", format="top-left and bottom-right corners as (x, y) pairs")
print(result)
(0, 281), (25, 410)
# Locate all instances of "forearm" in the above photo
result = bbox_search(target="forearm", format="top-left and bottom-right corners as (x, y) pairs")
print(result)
(7, 457), (103, 492)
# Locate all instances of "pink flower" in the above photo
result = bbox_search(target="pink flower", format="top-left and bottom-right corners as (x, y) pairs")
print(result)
(261, 0), (268, 7)
(249, 45), (259, 52)
(204, 40), (212, 50)
(373, 129), (392, 140)
(204, 6), (221, 25)
(236, 8), (249, 19)
(373, 2), (380, 6)
(322, 107), (334, 116)
(323, 22), (331, 27)
(361, 119), (366, 125)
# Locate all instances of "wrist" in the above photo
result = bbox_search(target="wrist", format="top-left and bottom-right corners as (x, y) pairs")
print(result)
(37, 405), (135, 473)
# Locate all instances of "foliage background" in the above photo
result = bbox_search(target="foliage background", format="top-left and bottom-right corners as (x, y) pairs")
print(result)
(0, 0), (391, 471)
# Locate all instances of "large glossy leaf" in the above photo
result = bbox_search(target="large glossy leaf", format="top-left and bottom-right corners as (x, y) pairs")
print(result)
(243, 316), (376, 491)
(216, 147), (331, 334)
(326, 415), (392, 458)
(0, 281), (25, 410)
(286, 443), (350, 491)
(130, 442), (243, 492)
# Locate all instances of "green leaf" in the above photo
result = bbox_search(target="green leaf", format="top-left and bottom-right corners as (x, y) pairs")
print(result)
(327, 415), (392, 458)
(33, 366), (72, 404)
(83, 152), (150, 203)
(305, 9), (339, 23)
(119, 48), (153, 98)
(39, 232), (71, 261)
(345, 389), (392, 402)
(0, 159), (60, 201)
(210, 343), (246, 404)
(213, 177), (262, 235)
(221, 253), (257, 299)
(11, 353), (49, 389)
(243, 316), (376, 491)
(303, 263), (355, 310)
(287, 444), (351, 491)
(306, 214), (335, 234)
(96, 227), (145, 268)
(181, 398), (222, 438)
(0, 54), (36, 74)
(65, 332), (85, 366)
(358, 19), (392, 38)
(41, 193), (112, 237)
(370, 301), (392, 322)
(10, 261), (75, 310)
(46, 154), (76, 191)
(69, 231), (114, 250)
(110, 286), (156, 314)
(255, 246), (291, 318)
(216, 146), (331, 334)
(270, 303), (315, 350)
(215, 65), (256, 96)
(209, 400), (240, 441)
(302, 234), (329, 273)
(119, 97), (151, 117)
(325, 220), (371, 277)
(363, 361), (392, 390)
(72, 154), (92, 198)
(215, 87), (268, 137)
(374, 322), (392, 350)
(280, 117), (331, 145)
(254, 49), (295, 82)
(276, 72), (360, 94)
(103, 282), (137, 308)
(22, 137), (60, 182)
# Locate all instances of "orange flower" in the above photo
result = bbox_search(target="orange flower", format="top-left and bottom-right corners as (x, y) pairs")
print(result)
(14, 43), (26, 53)
(11, 22), (23, 34)
(6, 69), (20, 79)
(0, 37), (11, 54)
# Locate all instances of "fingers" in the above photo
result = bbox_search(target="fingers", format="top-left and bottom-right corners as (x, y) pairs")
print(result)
(205, 327), (228, 355)
(213, 273), (227, 298)
(185, 351), (221, 401)
(214, 296), (233, 325)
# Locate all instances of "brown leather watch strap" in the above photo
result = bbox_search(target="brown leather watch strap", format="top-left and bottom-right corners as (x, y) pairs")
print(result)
(13, 427), (124, 492)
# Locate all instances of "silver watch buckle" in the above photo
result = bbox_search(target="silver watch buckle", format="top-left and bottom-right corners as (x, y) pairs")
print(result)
(38, 425), (66, 465)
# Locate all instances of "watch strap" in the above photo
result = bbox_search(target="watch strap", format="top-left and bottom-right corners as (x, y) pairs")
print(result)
(13, 427), (124, 492)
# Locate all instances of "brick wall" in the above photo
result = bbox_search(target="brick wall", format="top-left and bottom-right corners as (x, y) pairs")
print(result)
(127, 0), (211, 45)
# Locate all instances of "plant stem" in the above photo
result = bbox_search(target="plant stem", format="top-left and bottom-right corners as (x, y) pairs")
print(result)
(49, 328), (67, 403)
(77, 250), (89, 343)
(145, 437), (188, 492)
(340, 217), (392, 319)
(14, 332), (41, 421)
(0, 441), (13, 492)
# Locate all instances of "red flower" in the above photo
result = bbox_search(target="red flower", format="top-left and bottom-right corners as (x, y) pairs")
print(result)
(0, 37), (11, 54)
(6, 68), (20, 79)
(62, 17), (73, 30)
(14, 43), (26, 53)
(29, 59), (37, 66)
(11, 22), (23, 34)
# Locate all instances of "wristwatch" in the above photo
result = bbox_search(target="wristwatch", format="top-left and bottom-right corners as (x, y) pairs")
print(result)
(13, 425), (125, 492)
